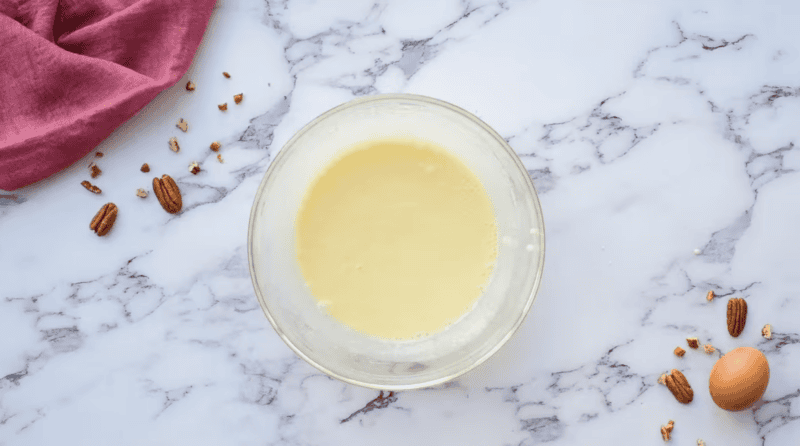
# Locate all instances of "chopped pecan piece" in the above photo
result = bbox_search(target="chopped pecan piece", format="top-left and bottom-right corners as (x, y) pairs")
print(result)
(89, 162), (102, 178)
(660, 420), (674, 441)
(81, 180), (101, 194)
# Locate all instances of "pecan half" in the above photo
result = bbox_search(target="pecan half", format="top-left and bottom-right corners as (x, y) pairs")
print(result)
(176, 118), (188, 132)
(218, 103), (228, 111)
(762, 324), (772, 339)
(686, 337), (699, 349)
(90, 203), (117, 236)
(234, 93), (243, 104)
(664, 369), (693, 404)
(674, 346), (685, 357)
(81, 180), (101, 194)
(727, 298), (747, 337)
(186, 81), (195, 91)
(153, 174), (182, 214)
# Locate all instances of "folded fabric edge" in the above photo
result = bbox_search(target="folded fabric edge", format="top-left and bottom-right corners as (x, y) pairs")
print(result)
(0, 0), (218, 191)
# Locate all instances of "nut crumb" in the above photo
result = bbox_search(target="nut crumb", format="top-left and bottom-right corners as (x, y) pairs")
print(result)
(762, 324), (772, 339)
(89, 163), (102, 178)
(217, 154), (224, 163)
(703, 344), (715, 354)
(136, 188), (148, 198)
(234, 93), (243, 104)
(169, 137), (180, 153)
(218, 103), (228, 111)
(223, 72), (231, 78)
(176, 118), (188, 132)
(686, 337), (699, 349)
(706, 290), (714, 301)
(95, 151), (103, 157)
(189, 161), (201, 175)
(661, 420), (674, 441)
(186, 81), (195, 91)
(140, 163), (150, 173)
(697, 440), (705, 446)
(658, 373), (667, 385)
(210, 141), (221, 152)
(674, 346), (686, 357)
(81, 180), (101, 194)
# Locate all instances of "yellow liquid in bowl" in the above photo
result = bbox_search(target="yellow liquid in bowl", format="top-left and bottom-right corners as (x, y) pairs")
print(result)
(295, 138), (497, 339)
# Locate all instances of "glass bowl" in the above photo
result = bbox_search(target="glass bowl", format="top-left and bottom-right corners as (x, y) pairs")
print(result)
(248, 94), (545, 390)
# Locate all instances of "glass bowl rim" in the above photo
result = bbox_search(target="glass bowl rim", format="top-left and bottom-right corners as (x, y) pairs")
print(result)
(247, 93), (546, 390)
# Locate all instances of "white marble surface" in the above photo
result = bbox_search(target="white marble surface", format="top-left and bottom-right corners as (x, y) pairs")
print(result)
(2, 0), (800, 444)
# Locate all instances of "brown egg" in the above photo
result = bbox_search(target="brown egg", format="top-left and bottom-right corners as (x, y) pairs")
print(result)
(709, 347), (770, 411)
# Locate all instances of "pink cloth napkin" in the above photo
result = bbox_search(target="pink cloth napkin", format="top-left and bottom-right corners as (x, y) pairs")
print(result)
(0, 0), (217, 191)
